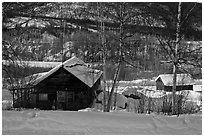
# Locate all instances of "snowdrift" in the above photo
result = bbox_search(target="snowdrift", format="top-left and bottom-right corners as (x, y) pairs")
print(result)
(2, 110), (202, 135)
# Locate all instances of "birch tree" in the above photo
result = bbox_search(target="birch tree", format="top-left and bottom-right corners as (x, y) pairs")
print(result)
(172, 2), (181, 115)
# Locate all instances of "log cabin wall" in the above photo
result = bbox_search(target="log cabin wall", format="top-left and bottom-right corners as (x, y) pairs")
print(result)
(164, 85), (193, 91)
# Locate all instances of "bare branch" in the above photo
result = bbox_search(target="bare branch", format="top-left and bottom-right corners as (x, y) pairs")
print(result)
(123, 59), (143, 70)
(180, 3), (197, 27)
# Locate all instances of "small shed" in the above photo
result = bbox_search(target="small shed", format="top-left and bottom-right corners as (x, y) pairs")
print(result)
(10, 56), (103, 110)
(155, 74), (194, 91)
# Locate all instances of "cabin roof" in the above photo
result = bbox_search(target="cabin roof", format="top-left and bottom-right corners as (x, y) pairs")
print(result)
(15, 56), (103, 89)
(155, 74), (194, 86)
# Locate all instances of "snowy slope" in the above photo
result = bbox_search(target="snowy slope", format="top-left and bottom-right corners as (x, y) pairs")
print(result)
(2, 110), (202, 135)
(2, 60), (61, 68)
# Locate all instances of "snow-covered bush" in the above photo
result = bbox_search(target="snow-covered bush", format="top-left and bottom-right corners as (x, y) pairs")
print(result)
(182, 101), (198, 114)
(151, 98), (163, 114)
(2, 100), (13, 110)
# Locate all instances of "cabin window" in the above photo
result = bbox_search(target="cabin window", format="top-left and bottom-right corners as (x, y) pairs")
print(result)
(67, 92), (74, 103)
(39, 94), (48, 101)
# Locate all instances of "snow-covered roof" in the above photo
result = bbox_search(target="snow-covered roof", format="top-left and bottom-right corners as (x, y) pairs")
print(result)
(193, 85), (202, 92)
(19, 56), (103, 88)
(155, 74), (194, 86)
(63, 57), (103, 87)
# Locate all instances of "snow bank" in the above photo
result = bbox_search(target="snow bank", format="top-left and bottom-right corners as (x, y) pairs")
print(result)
(78, 108), (102, 112)
(2, 110), (202, 135)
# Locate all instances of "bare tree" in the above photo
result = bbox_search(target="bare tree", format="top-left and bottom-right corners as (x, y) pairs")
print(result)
(171, 2), (182, 115)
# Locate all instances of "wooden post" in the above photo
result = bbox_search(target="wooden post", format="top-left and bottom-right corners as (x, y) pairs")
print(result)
(20, 90), (23, 108)
(36, 92), (39, 108)
(148, 97), (151, 114)
(17, 89), (19, 107)
(12, 90), (15, 108)
(65, 91), (67, 110)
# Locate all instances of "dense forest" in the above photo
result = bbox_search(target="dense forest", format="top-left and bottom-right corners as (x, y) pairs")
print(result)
(2, 2), (202, 80)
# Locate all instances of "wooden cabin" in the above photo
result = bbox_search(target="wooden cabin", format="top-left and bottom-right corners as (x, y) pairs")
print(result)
(155, 74), (194, 92)
(10, 56), (103, 111)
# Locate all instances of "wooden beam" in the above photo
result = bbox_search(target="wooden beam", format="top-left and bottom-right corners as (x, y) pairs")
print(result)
(12, 90), (15, 107)
(20, 90), (23, 107)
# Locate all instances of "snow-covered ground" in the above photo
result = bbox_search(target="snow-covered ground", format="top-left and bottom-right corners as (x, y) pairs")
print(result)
(2, 110), (202, 135)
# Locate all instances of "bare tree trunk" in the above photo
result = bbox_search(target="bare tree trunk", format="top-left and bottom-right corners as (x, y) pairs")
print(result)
(102, 22), (107, 112)
(172, 64), (177, 115)
(106, 62), (121, 112)
(172, 2), (181, 115)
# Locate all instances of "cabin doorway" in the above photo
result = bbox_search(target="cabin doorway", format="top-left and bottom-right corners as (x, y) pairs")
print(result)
(57, 91), (75, 110)
(66, 92), (75, 110)
(48, 93), (57, 109)
(57, 91), (65, 110)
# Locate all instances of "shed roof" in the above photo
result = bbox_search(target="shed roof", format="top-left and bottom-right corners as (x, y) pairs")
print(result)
(193, 85), (202, 92)
(155, 74), (194, 86)
(22, 56), (103, 88)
